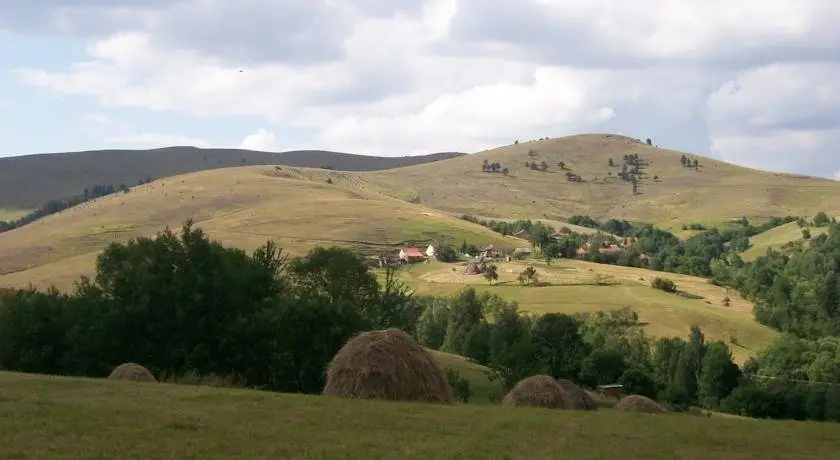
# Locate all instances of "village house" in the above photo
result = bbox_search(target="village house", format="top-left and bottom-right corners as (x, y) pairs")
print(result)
(513, 247), (532, 258)
(638, 253), (652, 264)
(598, 244), (621, 256)
(575, 246), (588, 258)
(479, 244), (502, 259)
(397, 247), (426, 263)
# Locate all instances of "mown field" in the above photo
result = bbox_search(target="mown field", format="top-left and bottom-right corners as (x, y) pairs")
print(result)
(1, 371), (838, 460)
(0, 166), (524, 292)
(384, 259), (779, 364)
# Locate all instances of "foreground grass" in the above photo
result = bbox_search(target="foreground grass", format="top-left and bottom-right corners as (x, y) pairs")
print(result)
(387, 259), (778, 364)
(1, 371), (838, 460)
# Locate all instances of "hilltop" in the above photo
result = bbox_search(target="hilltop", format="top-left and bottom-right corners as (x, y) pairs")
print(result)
(356, 134), (840, 230)
(0, 165), (522, 291)
(2, 371), (838, 459)
(0, 146), (464, 210)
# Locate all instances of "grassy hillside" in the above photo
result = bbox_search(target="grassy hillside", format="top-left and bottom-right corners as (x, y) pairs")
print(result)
(0, 146), (464, 210)
(387, 260), (778, 363)
(741, 221), (829, 261)
(357, 134), (840, 230)
(2, 372), (839, 459)
(0, 166), (522, 292)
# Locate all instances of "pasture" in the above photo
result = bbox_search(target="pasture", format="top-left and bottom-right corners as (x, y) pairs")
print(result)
(386, 259), (779, 364)
(1, 371), (838, 459)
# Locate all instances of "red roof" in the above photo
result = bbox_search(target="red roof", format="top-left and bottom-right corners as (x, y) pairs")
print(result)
(401, 248), (425, 257)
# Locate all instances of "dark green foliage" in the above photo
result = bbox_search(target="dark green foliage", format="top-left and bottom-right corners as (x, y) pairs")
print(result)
(0, 184), (120, 233)
(458, 214), (554, 247)
(651, 277), (677, 293)
(436, 245), (458, 262)
(698, 341), (742, 409)
(531, 313), (588, 379)
(446, 369), (472, 403)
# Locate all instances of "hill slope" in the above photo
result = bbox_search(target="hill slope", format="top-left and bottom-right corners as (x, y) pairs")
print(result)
(740, 221), (830, 261)
(2, 371), (838, 459)
(390, 260), (778, 363)
(0, 146), (464, 210)
(0, 165), (521, 291)
(356, 134), (840, 229)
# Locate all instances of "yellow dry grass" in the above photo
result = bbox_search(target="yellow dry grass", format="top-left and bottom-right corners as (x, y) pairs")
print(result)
(0, 166), (523, 292)
(389, 259), (778, 363)
(355, 134), (840, 231)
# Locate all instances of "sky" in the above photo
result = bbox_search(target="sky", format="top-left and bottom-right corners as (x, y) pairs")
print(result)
(1, 1), (839, 179)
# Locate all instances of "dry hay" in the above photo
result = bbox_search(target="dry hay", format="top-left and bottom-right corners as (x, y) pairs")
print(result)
(557, 379), (598, 410)
(615, 394), (668, 413)
(502, 374), (572, 409)
(322, 328), (454, 404)
(464, 261), (486, 275)
(108, 362), (157, 382)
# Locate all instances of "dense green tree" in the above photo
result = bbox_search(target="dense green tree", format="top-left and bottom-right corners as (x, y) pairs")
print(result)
(698, 341), (742, 409)
(531, 313), (588, 379)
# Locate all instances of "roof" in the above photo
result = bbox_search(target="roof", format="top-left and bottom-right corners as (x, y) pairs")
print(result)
(597, 384), (624, 389)
(400, 248), (425, 257)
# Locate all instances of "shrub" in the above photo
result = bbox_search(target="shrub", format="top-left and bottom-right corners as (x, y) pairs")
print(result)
(651, 277), (677, 293)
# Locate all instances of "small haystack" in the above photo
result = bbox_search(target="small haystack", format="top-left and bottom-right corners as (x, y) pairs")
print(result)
(502, 374), (572, 409)
(108, 362), (157, 382)
(615, 394), (667, 413)
(323, 328), (454, 404)
(464, 261), (486, 275)
(557, 379), (598, 410)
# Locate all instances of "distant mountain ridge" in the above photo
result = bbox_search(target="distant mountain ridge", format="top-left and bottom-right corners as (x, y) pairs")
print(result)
(0, 147), (466, 210)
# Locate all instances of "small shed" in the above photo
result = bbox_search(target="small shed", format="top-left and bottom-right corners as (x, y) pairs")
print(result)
(596, 384), (624, 399)
(513, 229), (533, 240)
(513, 247), (532, 257)
(425, 245), (436, 258)
(638, 253), (651, 264)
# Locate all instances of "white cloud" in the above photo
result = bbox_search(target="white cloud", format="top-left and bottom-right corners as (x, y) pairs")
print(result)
(239, 129), (278, 152)
(7, 0), (840, 176)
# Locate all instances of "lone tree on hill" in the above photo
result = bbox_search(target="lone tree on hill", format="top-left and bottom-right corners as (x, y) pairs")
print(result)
(540, 161), (548, 171)
(608, 158), (614, 167)
(558, 161), (566, 170)
(518, 266), (539, 286)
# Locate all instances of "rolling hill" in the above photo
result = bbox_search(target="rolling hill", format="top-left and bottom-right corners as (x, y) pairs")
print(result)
(355, 134), (840, 230)
(0, 146), (464, 211)
(0, 165), (523, 291)
(3, 371), (839, 459)
(740, 221), (830, 261)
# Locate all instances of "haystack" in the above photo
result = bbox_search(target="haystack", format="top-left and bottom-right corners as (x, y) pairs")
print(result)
(502, 374), (572, 409)
(108, 362), (157, 382)
(615, 394), (667, 413)
(322, 328), (454, 404)
(464, 261), (486, 275)
(557, 379), (598, 410)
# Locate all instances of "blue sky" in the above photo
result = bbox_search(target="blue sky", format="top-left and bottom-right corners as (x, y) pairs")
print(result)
(1, 1), (840, 180)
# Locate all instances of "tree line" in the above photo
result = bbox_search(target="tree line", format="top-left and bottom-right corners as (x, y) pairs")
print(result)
(1, 219), (839, 421)
(0, 181), (152, 233)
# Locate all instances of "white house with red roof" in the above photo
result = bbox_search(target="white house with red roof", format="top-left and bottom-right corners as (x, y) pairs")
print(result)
(398, 247), (427, 263)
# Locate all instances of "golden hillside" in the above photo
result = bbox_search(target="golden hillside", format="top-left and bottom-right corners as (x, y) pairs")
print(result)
(0, 165), (523, 292)
(356, 134), (840, 229)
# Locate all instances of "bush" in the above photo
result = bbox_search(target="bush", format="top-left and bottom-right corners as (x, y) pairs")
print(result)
(446, 369), (472, 403)
(651, 277), (677, 293)
(436, 245), (458, 262)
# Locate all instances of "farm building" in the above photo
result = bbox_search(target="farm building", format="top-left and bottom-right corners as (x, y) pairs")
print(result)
(479, 244), (502, 259)
(598, 244), (621, 256)
(398, 247), (426, 263)
(596, 384), (624, 399)
(513, 229), (533, 240)
(513, 247), (532, 257)
(638, 253), (651, 264)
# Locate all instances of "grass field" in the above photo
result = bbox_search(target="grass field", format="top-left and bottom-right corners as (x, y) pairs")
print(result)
(2, 371), (839, 459)
(356, 134), (840, 230)
(0, 208), (28, 221)
(0, 166), (524, 292)
(386, 259), (778, 363)
(740, 221), (829, 261)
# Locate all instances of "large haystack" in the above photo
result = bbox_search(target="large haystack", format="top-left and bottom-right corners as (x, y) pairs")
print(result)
(464, 261), (486, 275)
(615, 394), (667, 413)
(108, 362), (157, 382)
(502, 374), (572, 409)
(557, 379), (598, 410)
(322, 328), (454, 404)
